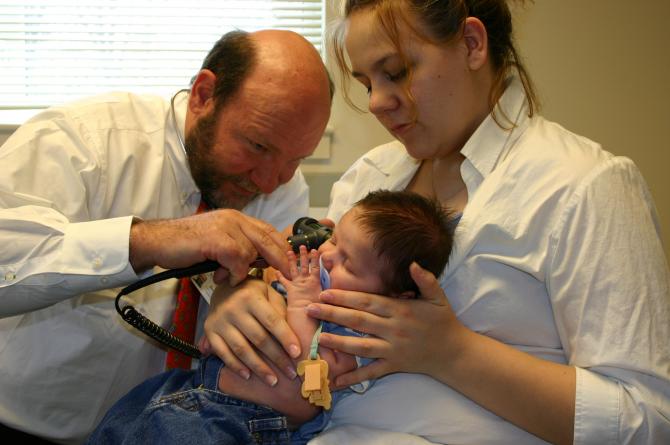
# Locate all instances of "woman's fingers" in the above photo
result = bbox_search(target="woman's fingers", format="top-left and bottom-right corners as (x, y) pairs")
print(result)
(318, 288), (398, 318)
(316, 332), (394, 386)
(332, 360), (391, 389)
(307, 264), (460, 384)
(306, 301), (391, 336)
(317, 331), (391, 359)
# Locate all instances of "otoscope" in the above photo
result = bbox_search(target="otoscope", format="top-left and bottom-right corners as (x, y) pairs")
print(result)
(115, 217), (332, 358)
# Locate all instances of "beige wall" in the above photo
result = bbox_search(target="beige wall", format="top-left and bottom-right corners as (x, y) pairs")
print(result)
(303, 0), (669, 260)
(0, 128), (13, 146)
(511, 0), (670, 260)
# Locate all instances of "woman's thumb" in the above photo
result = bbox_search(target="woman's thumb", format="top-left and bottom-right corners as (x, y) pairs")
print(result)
(410, 262), (446, 306)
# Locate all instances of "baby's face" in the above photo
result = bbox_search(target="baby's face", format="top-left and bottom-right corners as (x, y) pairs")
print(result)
(317, 207), (385, 294)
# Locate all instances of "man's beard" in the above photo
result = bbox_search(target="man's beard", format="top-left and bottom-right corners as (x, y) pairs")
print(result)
(184, 111), (260, 210)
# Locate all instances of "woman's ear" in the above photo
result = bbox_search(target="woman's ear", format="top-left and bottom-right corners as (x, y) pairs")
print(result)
(463, 17), (488, 71)
(188, 69), (216, 117)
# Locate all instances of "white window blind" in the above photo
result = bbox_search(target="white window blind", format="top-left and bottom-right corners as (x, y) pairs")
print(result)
(0, 0), (324, 108)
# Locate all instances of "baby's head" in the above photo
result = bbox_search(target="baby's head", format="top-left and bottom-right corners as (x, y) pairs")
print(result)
(318, 190), (454, 297)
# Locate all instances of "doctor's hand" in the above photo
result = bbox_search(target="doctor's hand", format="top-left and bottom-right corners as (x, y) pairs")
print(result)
(129, 209), (290, 286)
(307, 262), (468, 388)
(203, 278), (302, 386)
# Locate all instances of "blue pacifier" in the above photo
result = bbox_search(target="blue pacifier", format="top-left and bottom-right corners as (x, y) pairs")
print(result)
(319, 256), (331, 290)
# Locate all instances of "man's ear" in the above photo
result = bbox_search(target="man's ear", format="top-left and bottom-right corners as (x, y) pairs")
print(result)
(188, 69), (216, 117)
(463, 17), (488, 71)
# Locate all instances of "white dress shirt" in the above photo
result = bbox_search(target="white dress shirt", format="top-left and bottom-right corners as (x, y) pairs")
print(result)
(0, 91), (309, 444)
(314, 79), (670, 444)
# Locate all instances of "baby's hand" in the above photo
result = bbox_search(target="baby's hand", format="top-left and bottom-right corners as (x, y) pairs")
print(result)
(278, 245), (322, 305)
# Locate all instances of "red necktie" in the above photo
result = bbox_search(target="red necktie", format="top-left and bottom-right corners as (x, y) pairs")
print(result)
(165, 200), (208, 370)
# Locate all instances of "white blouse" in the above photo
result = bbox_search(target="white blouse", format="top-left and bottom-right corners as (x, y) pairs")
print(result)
(315, 79), (670, 444)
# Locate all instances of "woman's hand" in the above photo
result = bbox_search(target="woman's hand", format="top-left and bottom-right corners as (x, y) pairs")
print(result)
(203, 278), (302, 386)
(309, 262), (577, 445)
(307, 262), (468, 387)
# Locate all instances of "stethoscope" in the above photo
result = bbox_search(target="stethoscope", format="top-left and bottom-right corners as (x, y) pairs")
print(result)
(168, 87), (214, 210)
(169, 88), (191, 156)
(113, 87), (213, 359)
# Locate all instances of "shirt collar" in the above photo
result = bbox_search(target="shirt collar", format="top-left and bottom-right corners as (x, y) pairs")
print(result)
(363, 76), (530, 188)
(460, 76), (530, 179)
(364, 140), (423, 189)
(165, 89), (200, 209)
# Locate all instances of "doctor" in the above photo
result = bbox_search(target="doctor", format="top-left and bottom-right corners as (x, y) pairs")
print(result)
(0, 29), (331, 443)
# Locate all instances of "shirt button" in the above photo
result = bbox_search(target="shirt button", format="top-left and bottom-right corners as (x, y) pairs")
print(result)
(4, 271), (16, 282)
(92, 257), (103, 269)
(181, 192), (188, 200)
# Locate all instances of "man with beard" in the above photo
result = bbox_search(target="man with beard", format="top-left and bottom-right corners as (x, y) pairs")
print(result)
(0, 29), (332, 444)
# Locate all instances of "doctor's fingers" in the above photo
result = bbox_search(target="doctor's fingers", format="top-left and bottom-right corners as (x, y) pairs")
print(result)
(184, 210), (256, 279)
(244, 305), (301, 380)
(206, 331), (252, 380)
(196, 210), (290, 283)
(206, 281), (299, 382)
(239, 216), (291, 278)
(207, 315), (289, 386)
(231, 306), (299, 383)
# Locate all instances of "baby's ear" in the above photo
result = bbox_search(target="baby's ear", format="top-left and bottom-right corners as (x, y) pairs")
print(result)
(395, 290), (416, 300)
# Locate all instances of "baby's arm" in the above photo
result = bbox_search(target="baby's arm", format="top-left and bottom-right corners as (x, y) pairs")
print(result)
(278, 247), (357, 376)
(280, 246), (322, 359)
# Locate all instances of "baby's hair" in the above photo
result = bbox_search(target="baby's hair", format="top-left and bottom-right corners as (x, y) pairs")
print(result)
(353, 190), (455, 295)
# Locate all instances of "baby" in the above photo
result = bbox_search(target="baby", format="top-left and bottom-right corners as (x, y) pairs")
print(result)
(89, 190), (456, 445)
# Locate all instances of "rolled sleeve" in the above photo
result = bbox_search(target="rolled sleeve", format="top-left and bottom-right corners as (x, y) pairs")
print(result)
(549, 156), (670, 443)
(574, 367), (620, 444)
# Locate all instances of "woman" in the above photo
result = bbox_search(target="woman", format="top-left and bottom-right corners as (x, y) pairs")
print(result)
(204, 1), (670, 443)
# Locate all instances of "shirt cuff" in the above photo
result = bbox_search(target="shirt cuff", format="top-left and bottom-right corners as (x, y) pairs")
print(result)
(574, 367), (620, 445)
(62, 215), (139, 285)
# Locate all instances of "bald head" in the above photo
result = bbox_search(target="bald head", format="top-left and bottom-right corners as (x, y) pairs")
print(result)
(196, 30), (331, 114)
(238, 30), (332, 159)
(249, 30), (332, 102)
